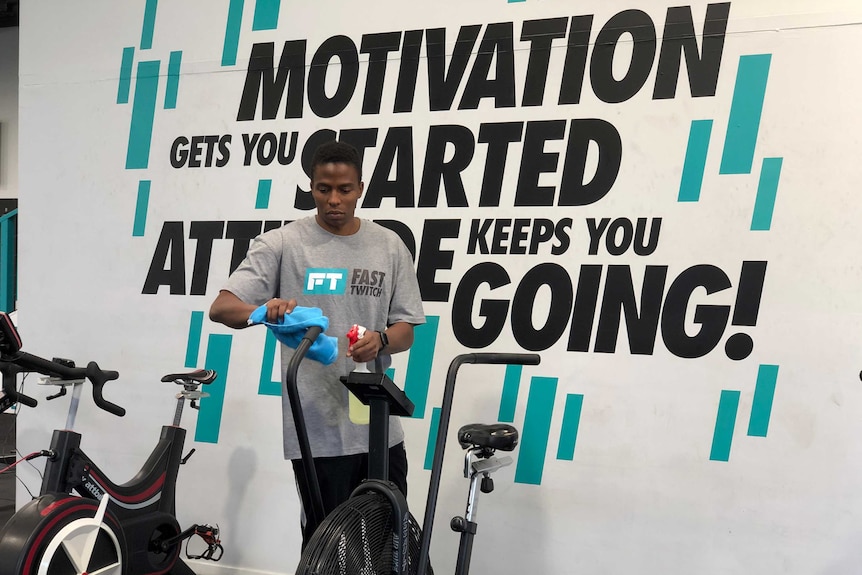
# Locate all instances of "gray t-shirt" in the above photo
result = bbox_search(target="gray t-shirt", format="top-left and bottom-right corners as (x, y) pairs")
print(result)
(222, 216), (426, 459)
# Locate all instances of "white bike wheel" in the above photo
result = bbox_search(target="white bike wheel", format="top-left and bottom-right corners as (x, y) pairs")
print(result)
(37, 514), (123, 575)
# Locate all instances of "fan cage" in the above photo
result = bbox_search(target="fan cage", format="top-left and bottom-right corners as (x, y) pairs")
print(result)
(296, 492), (432, 575)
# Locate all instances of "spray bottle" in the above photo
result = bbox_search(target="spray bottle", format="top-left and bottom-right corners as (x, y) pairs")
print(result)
(345, 324), (371, 425)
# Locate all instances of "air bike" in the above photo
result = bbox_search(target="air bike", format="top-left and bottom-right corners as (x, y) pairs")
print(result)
(286, 325), (540, 575)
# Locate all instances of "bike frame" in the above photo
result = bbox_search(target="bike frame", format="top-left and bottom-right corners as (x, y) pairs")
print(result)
(0, 337), (204, 575)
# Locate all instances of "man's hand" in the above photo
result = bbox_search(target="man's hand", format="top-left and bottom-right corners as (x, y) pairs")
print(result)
(346, 329), (381, 364)
(262, 297), (297, 323)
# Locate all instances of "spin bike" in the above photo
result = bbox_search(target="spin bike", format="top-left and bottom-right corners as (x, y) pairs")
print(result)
(286, 325), (540, 575)
(0, 311), (223, 575)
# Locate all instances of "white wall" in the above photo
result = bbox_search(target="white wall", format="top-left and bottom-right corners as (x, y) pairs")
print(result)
(0, 26), (18, 199)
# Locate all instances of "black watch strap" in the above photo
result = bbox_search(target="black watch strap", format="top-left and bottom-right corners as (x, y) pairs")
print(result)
(377, 330), (389, 349)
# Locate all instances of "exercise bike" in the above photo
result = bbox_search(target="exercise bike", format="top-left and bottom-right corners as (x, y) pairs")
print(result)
(284, 325), (540, 575)
(0, 311), (223, 575)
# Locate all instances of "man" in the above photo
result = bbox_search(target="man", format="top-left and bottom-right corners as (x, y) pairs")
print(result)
(209, 140), (425, 546)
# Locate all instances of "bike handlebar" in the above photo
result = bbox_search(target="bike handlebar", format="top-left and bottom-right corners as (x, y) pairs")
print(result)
(4, 351), (125, 417)
(448, 352), (541, 367)
(0, 361), (38, 408)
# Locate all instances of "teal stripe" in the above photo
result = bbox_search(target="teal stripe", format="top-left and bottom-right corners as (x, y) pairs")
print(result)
(164, 51), (182, 109)
(258, 330), (281, 396)
(185, 311), (204, 368)
(125, 60), (160, 170)
(140, 0), (158, 50)
(117, 47), (135, 104)
(424, 407), (441, 470)
(710, 390), (740, 462)
(748, 364), (778, 437)
(404, 316), (439, 419)
(514, 377), (558, 485)
(498, 364), (522, 422)
(252, 0), (280, 30)
(222, 0), (245, 66)
(556, 394), (584, 461)
(719, 54), (772, 175)
(750, 158), (782, 231)
(256, 179), (272, 209)
(195, 334), (233, 443)
(0, 210), (16, 313)
(678, 120), (712, 202)
(133, 180), (150, 237)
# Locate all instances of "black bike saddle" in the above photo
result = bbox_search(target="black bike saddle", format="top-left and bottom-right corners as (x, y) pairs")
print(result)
(457, 423), (519, 451)
(160, 369), (218, 384)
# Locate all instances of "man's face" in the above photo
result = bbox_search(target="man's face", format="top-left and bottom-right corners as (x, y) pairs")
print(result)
(310, 162), (364, 235)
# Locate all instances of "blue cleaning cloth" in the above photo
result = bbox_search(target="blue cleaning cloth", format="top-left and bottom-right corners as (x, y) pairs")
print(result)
(248, 305), (339, 366)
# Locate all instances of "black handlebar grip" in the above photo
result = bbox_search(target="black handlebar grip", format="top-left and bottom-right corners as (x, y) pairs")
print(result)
(85, 362), (125, 417)
(463, 353), (541, 366)
(0, 362), (38, 408)
(14, 391), (38, 408)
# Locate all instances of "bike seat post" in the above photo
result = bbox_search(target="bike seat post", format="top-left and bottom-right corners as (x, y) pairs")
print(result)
(64, 381), (84, 430)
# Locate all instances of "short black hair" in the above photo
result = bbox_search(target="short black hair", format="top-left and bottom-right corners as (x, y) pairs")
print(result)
(310, 140), (362, 181)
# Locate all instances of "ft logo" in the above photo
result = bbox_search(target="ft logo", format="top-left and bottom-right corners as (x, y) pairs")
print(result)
(304, 268), (348, 295)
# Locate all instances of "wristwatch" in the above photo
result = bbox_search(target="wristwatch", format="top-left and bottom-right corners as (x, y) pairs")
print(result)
(377, 330), (389, 350)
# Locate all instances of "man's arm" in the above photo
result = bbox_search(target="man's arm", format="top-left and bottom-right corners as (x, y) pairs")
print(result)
(209, 290), (257, 329)
(381, 322), (414, 354)
(209, 290), (299, 329)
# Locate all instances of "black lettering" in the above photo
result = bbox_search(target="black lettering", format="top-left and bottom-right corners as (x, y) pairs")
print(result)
(426, 25), (482, 111)
(365, 127), (415, 208)
(558, 15), (594, 105)
(591, 10), (657, 104)
(491, 219), (512, 255)
(142, 222), (186, 295)
(394, 30), (424, 113)
(512, 263), (573, 351)
(633, 217), (661, 256)
(243, 133), (260, 166)
(567, 265), (603, 351)
(189, 222), (225, 296)
(452, 262), (511, 348)
(418, 125), (474, 208)
(216, 135), (231, 167)
(188, 135), (205, 168)
(477, 122), (523, 207)
(417, 219), (460, 302)
(171, 136), (189, 168)
(514, 120), (566, 207)
(237, 41), (306, 121)
(559, 119), (622, 206)
(653, 3), (731, 99)
(594, 265), (667, 354)
(606, 218), (633, 256)
(459, 22), (516, 110)
(529, 219), (554, 255)
(521, 18), (568, 107)
(551, 218), (573, 255)
(661, 264), (732, 358)
(308, 36), (359, 118)
(360, 32), (402, 115)
(468, 219), (493, 255)
(510, 219), (530, 255)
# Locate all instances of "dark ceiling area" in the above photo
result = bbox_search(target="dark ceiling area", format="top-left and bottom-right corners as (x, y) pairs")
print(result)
(0, 1), (18, 28)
